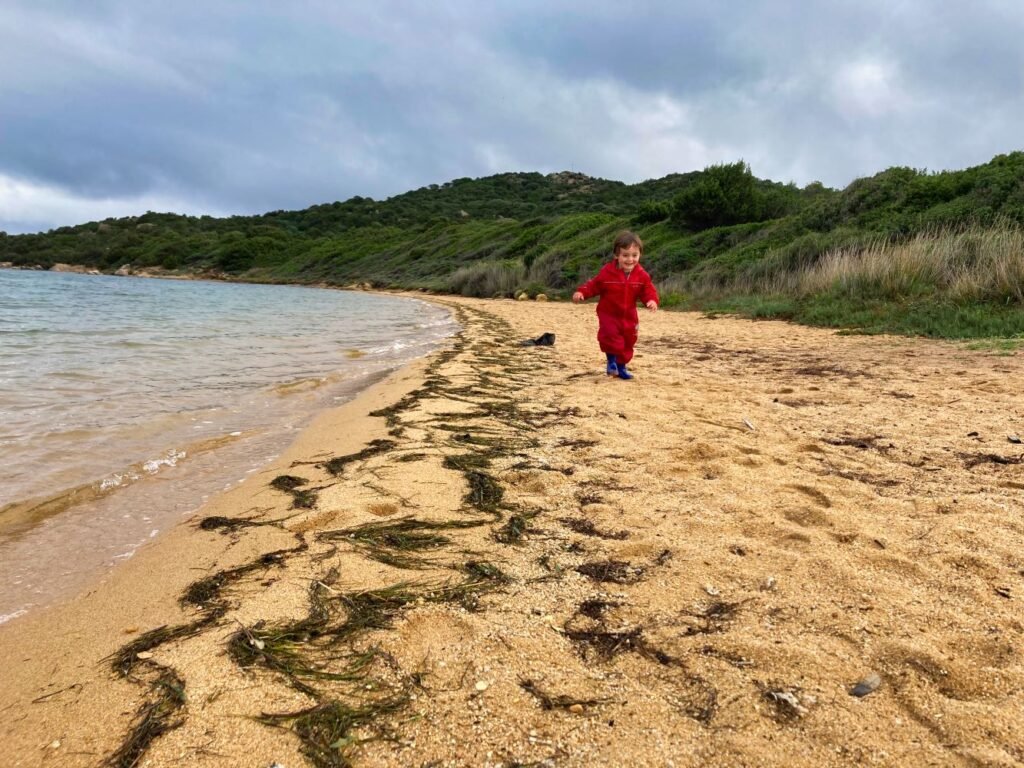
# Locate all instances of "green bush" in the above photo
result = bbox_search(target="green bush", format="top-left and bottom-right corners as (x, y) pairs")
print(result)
(633, 200), (671, 224)
(670, 161), (762, 231)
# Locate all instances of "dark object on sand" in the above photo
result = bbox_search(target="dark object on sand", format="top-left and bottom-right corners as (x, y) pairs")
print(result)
(520, 332), (555, 346)
(850, 673), (881, 697)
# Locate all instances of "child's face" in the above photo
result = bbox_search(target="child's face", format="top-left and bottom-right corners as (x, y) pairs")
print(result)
(615, 244), (641, 273)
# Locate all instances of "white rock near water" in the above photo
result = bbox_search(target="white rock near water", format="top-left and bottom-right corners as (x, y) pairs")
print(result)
(50, 263), (101, 275)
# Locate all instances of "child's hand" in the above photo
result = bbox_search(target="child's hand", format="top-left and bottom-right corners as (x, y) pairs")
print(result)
(572, 291), (585, 303)
(645, 300), (658, 312)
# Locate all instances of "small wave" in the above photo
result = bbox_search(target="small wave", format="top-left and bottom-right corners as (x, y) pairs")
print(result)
(0, 432), (248, 539)
(416, 316), (458, 330)
(366, 339), (414, 354)
(99, 471), (140, 491)
(143, 449), (186, 474)
(272, 376), (329, 395)
(0, 609), (28, 625)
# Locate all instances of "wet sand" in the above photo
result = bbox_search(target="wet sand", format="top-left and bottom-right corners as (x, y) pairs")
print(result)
(2, 296), (1022, 767)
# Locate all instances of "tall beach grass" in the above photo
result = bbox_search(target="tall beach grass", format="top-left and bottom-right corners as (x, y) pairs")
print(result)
(661, 224), (1024, 338)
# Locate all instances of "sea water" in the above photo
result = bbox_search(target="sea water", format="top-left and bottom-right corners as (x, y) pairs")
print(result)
(0, 269), (455, 623)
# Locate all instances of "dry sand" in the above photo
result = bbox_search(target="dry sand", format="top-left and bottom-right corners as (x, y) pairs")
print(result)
(2, 296), (1023, 768)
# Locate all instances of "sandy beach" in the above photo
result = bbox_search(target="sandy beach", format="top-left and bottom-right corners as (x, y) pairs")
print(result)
(2, 295), (1023, 767)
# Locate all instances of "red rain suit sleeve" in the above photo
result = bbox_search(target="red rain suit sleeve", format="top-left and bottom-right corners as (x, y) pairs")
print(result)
(637, 267), (659, 307)
(575, 262), (613, 301)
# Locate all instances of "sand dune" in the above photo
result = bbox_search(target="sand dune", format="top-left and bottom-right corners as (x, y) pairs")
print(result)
(2, 296), (1022, 767)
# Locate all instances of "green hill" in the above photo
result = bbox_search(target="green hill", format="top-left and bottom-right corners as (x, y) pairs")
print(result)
(3, 153), (1024, 339)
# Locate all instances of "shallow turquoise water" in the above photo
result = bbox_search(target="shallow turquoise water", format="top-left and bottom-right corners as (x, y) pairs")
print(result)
(0, 269), (455, 622)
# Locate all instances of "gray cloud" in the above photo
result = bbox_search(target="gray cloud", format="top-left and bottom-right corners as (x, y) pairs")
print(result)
(1, 0), (1022, 233)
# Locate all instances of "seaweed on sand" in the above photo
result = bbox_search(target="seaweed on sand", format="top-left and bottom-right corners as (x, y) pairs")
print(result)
(229, 625), (381, 697)
(368, 574), (505, 617)
(530, 553), (569, 583)
(364, 332), (468, 428)
(181, 544), (299, 607)
(231, 569), (509, 686)
(197, 515), (266, 533)
(443, 452), (492, 471)
(331, 583), (425, 640)
(319, 439), (397, 476)
(454, 560), (512, 611)
(556, 438), (601, 451)
(462, 560), (511, 584)
(561, 599), (719, 723)
(667, 674), (719, 725)
(318, 517), (485, 570)
(104, 541), (312, 766)
(574, 560), (646, 584)
(449, 431), (505, 445)
(681, 600), (746, 637)
(563, 595), (640, 660)
(111, 617), (222, 678)
(564, 626), (644, 661)
(960, 451), (1024, 468)
(559, 517), (629, 540)
(464, 470), (504, 514)
(577, 598), (620, 621)
(258, 695), (410, 768)
(112, 543), (308, 677)
(494, 512), (537, 545)
(370, 396), (420, 427)
(105, 665), (186, 768)
(291, 488), (320, 509)
(394, 452), (428, 463)
(270, 474), (308, 492)
(227, 575), (386, 696)
(562, 598), (658, 664)
(269, 474), (324, 509)
(518, 678), (611, 711)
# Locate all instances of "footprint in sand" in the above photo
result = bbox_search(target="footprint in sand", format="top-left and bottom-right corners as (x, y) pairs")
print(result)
(781, 506), (832, 528)
(877, 643), (1017, 702)
(784, 483), (833, 509)
(797, 443), (827, 454)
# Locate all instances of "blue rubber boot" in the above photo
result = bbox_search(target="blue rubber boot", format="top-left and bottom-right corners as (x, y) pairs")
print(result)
(617, 362), (634, 380)
(605, 353), (618, 376)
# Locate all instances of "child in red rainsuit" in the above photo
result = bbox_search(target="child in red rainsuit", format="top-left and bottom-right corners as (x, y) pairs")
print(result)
(572, 230), (659, 380)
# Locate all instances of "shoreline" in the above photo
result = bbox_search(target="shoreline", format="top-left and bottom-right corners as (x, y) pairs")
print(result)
(0, 339), (446, 762)
(2, 297), (1022, 767)
(0, 274), (456, 625)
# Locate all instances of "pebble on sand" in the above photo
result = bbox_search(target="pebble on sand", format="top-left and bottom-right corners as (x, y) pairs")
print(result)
(850, 673), (882, 697)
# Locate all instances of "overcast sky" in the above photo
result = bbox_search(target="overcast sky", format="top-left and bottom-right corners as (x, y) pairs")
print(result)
(2, 1), (1022, 234)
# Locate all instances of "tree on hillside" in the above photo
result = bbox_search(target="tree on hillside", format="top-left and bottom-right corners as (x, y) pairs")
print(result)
(670, 161), (761, 231)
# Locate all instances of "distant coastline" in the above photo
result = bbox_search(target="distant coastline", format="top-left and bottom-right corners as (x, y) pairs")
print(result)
(1, 260), (381, 292)
(2, 260), (229, 282)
